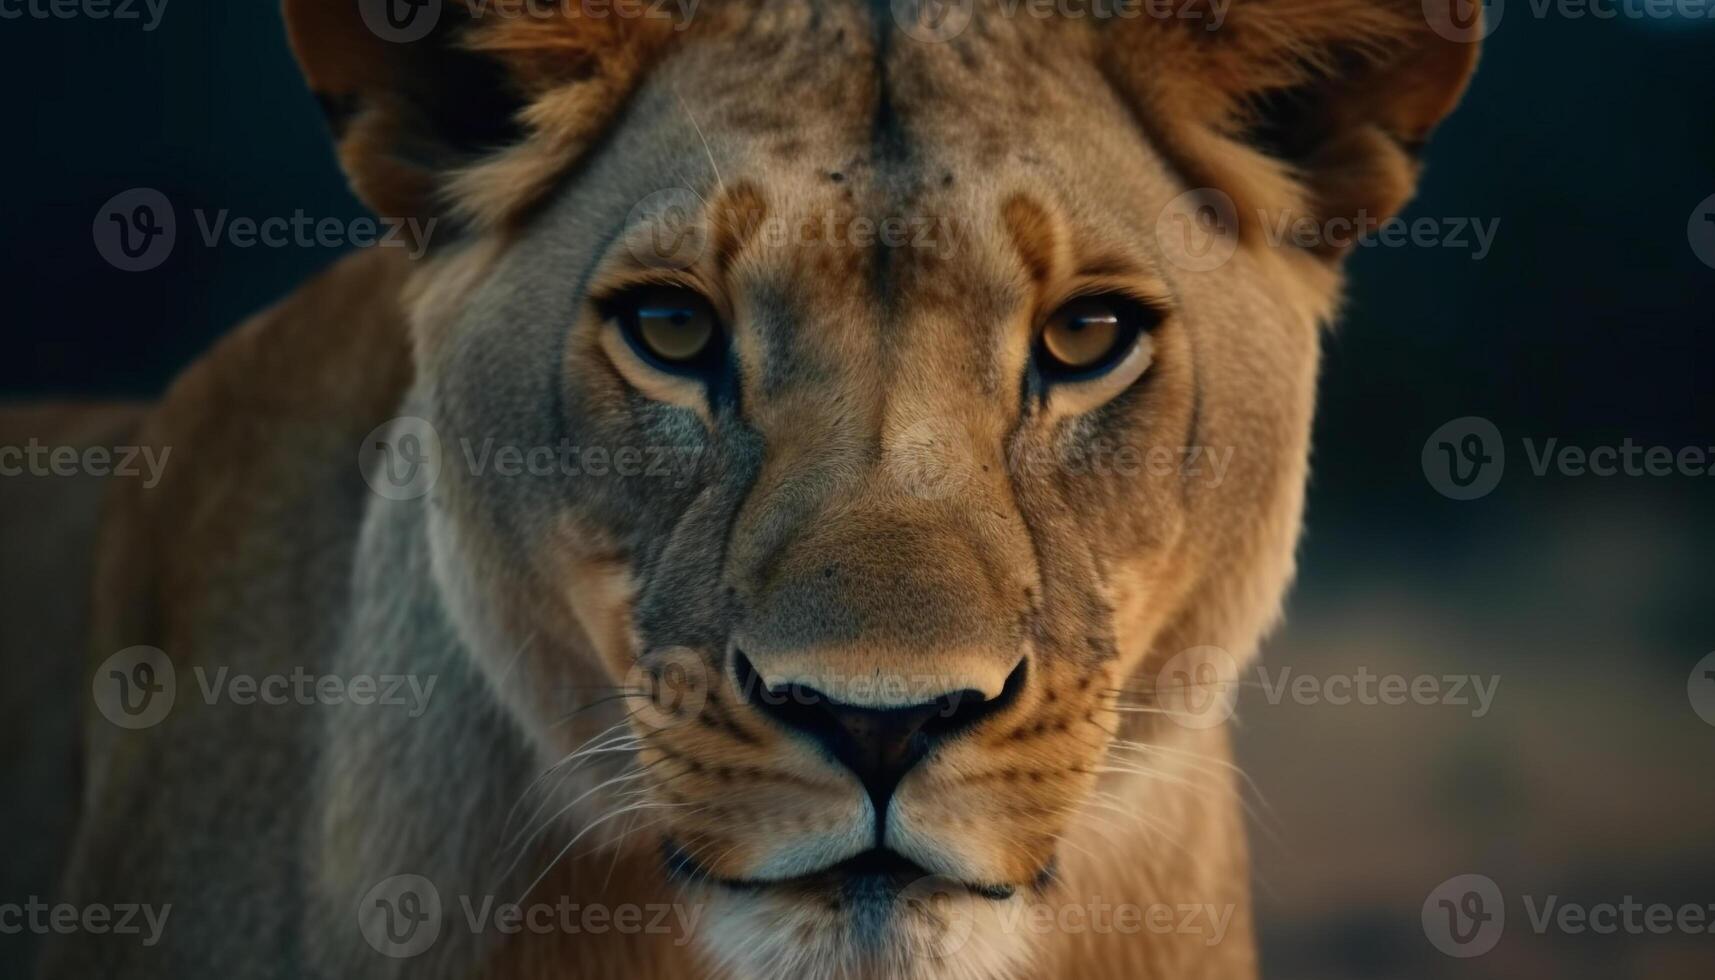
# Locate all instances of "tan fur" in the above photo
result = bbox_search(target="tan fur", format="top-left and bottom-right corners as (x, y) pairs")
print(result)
(41, 3), (1478, 978)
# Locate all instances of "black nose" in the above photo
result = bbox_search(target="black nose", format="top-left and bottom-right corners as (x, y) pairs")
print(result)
(732, 651), (1026, 814)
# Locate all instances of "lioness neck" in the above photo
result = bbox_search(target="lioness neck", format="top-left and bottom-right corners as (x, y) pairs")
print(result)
(1045, 726), (1257, 979)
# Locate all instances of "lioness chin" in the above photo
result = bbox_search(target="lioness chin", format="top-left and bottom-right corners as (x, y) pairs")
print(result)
(39, 1), (1477, 977)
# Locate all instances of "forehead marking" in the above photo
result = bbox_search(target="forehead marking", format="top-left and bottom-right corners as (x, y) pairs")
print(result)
(711, 181), (769, 279)
(1001, 194), (1064, 291)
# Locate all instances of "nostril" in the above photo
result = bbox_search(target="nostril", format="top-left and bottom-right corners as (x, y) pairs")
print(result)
(732, 649), (840, 738)
(923, 656), (1027, 738)
(731, 647), (762, 702)
(730, 649), (1029, 815)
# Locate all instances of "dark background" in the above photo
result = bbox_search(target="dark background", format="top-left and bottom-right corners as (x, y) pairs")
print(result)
(3, 5), (1713, 979)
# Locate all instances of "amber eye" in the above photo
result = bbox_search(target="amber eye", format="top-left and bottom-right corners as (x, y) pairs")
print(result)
(612, 286), (719, 367)
(1037, 295), (1156, 380)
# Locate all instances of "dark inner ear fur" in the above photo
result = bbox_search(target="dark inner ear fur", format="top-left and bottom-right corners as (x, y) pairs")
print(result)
(1244, 49), (1382, 167)
(1272, 33), (1480, 250)
(289, 0), (679, 233)
(1241, 48), (1431, 257)
(1103, 0), (1480, 261)
(375, 19), (528, 173)
(287, 2), (530, 227)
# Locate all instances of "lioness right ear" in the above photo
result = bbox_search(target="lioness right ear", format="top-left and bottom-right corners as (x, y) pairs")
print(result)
(283, 0), (676, 229)
(1106, 0), (1481, 258)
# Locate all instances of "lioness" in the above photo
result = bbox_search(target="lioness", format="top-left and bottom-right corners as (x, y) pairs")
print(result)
(30, 1), (1477, 977)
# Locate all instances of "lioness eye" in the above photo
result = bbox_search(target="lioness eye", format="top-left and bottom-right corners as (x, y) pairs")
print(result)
(614, 286), (719, 367)
(1037, 295), (1156, 379)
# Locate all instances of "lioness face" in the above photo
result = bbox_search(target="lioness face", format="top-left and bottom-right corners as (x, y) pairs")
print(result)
(412, 8), (1324, 976)
(277, 0), (1476, 973)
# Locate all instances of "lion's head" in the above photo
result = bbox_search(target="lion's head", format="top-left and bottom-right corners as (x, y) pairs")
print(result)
(291, 1), (1476, 975)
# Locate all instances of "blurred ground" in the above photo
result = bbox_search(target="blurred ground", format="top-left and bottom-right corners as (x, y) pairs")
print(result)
(1243, 482), (1715, 979)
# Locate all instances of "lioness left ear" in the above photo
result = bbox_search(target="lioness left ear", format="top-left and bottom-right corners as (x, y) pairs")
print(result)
(1107, 0), (1481, 258)
(283, 0), (677, 231)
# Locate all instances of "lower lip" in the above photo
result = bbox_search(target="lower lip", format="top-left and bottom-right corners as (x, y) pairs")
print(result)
(665, 844), (1016, 901)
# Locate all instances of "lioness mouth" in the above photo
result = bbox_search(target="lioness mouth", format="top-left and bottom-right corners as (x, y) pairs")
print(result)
(663, 843), (1018, 902)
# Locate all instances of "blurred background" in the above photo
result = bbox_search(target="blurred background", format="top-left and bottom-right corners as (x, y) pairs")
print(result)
(1, 4), (1712, 979)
